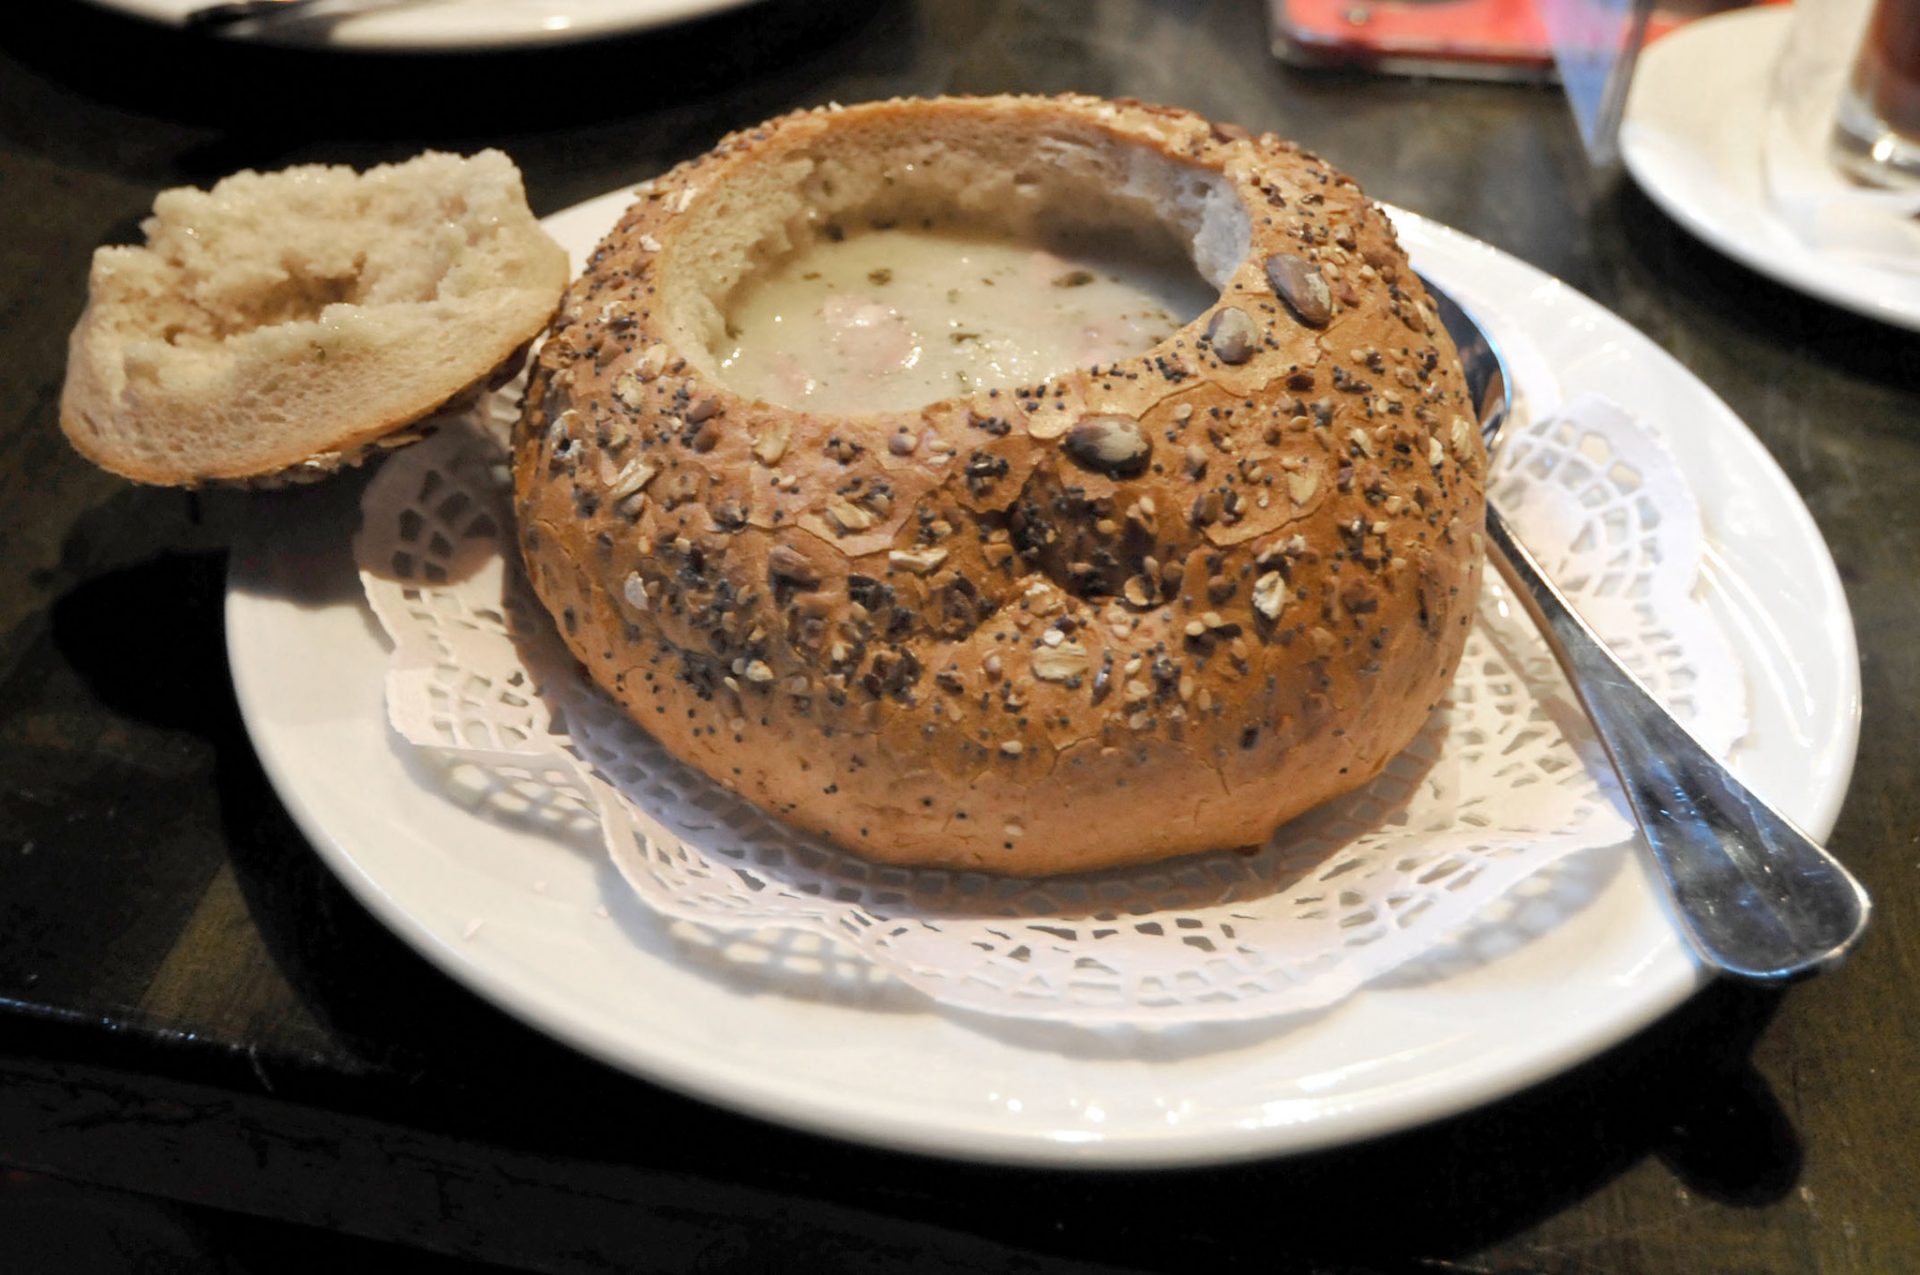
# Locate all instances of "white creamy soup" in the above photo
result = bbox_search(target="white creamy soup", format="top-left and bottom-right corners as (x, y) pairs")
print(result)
(714, 225), (1216, 413)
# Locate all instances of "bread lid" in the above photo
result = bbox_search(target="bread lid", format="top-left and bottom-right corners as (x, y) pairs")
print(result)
(61, 149), (568, 487)
(514, 96), (1487, 875)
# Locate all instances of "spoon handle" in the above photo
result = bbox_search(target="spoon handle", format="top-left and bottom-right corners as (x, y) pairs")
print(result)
(1483, 500), (1870, 981)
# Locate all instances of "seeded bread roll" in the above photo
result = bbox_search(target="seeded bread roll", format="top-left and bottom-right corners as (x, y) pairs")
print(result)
(515, 95), (1486, 876)
(62, 150), (568, 487)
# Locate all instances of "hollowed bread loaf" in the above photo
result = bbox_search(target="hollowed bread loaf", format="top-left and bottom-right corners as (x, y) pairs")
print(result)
(514, 96), (1486, 876)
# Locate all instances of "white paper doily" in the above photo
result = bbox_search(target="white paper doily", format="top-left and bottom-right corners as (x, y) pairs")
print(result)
(357, 390), (1746, 1025)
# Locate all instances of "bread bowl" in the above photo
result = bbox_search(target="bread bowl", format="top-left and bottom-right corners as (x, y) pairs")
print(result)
(513, 95), (1486, 876)
(62, 150), (568, 487)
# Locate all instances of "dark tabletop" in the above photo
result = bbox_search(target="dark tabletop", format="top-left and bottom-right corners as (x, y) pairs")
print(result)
(3, 2), (1918, 1271)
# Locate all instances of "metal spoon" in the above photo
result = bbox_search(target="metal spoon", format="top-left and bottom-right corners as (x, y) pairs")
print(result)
(1420, 275), (1870, 982)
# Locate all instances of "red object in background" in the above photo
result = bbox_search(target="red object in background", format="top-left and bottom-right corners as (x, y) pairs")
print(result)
(1273, 0), (1555, 78)
(1270, 0), (1781, 80)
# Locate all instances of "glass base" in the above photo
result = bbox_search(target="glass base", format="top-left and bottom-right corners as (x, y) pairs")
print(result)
(1830, 92), (1920, 190)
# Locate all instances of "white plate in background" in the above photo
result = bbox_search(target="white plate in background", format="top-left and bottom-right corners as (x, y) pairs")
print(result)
(88, 0), (761, 51)
(1620, 7), (1920, 332)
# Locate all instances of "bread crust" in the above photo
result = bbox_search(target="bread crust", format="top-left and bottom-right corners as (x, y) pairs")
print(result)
(61, 150), (566, 488)
(514, 96), (1486, 876)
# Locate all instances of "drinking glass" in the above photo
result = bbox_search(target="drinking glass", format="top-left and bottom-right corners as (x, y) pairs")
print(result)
(1830, 0), (1920, 187)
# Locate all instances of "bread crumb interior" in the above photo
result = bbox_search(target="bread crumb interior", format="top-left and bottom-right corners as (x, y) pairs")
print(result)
(101, 166), (497, 351)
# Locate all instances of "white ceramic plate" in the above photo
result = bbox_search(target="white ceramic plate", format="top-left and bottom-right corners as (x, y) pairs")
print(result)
(1619, 7), (1920, 332)
(90, 0), (760, 51)
(226, 190), (1860, 1167)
